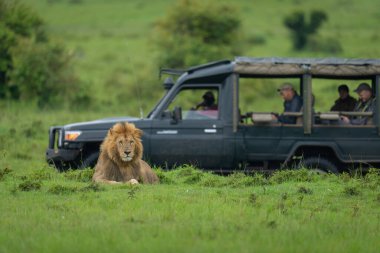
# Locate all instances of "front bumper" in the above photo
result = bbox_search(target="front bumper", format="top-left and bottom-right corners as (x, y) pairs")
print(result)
(46, 148), (81, 163)
(46, 126), (81, 166)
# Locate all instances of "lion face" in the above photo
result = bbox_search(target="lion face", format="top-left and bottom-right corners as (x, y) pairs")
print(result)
(103, 122), (143, 165)
(116, 135), (136, 162)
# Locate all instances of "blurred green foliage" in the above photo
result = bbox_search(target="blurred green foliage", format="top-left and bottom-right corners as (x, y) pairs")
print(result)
(0, 0), (88, 108)
(8, 0), (378, 115)
(154, 0), (243, 68)
(284, 10), (328, 50)
(0, 0), (44, 98)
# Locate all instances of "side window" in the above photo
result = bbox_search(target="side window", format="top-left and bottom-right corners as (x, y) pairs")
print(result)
(312, 79), (375, 126)
(166, 87), (219, 120)
(239, 77), (301, 125)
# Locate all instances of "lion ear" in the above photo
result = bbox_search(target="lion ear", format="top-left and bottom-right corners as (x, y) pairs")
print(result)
(109, 128), (113, 136)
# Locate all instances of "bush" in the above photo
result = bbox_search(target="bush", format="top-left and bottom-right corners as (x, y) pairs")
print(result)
(28, 168), (57, 181)
(154, 0), (242, 68)
(64, 168), (94, 182)
(48, 184), (78, 195)
(18, 179), (42, 191)
(48, 182), (104, 195)
(0, 167), (12, 181)
(363, 168), (380, 189)
(80, 182), (104, 192)
(297, 185), (313, 194)
(284, 10), (328, 50)
(171, 165), (205, 184)
(226, 172), (268, 188)
(269, 169), (317, 184)
(9, 39), (84, 108)
(343, 185), (361, 196)
(154, 168), (176, 185)
(0, 0), (45, 98)
(0, 0), (89, 108)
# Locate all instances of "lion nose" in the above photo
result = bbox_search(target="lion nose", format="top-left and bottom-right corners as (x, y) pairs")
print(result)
(124, 151), (131, 156)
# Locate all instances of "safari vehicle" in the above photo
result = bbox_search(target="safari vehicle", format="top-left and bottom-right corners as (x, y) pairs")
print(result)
(46, 57), (380, 173)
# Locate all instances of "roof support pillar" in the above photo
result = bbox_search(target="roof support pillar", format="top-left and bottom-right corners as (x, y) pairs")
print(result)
(376, 75), (380, 136)
(302, 74), (312, 135)
(233, 74), (238, 133)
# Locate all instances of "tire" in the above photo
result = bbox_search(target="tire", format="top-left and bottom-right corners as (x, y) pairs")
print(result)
(78, 152), (99, 169)
(299, 156), (339, 174)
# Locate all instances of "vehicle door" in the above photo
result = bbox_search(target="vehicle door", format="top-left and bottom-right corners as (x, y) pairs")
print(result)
(149, 85), (225, 169)
(236, 77), (303, 163)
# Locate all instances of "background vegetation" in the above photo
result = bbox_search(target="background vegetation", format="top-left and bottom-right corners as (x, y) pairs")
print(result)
(1, 0), (380, 252)
(2, 0), (377, 115)
(154, 0), (242, 68)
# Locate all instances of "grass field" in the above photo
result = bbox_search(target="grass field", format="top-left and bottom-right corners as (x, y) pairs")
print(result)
(1, 0), (380, 252)
(1, 166), (380, 253)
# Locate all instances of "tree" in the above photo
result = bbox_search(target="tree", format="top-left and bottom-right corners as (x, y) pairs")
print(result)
(154, 0), (242, 68)
(284, 10), (328, 50)
(0, 0), (86, 108)
(0, 0), (46, 98)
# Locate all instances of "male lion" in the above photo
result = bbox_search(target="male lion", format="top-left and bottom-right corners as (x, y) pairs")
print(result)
(92, 122), (159, 185)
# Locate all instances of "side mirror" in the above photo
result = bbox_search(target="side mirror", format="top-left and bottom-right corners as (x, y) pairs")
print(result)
(163, 77), (174, 91)
(171, 106), (182, 124)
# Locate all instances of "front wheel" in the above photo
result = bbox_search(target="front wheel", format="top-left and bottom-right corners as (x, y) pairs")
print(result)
(299, 156), (339, 174)
(78, 152), (99, 169)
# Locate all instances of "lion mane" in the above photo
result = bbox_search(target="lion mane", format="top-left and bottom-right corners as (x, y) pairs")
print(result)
(92, 122), (159, 184)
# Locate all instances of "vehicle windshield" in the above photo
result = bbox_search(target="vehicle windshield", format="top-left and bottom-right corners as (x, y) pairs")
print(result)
(147, 91), (168, 118)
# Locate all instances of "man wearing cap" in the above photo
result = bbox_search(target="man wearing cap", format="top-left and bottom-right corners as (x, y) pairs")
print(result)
(330, 84), (357, 112)
(272, 83), (303, 124)
(340, 82), (376, 125)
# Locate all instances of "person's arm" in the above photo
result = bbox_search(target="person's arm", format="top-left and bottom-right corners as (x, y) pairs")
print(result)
(350, 117), (367, 125)
(277, 114), (296, 124)
(350, 100), (375, 125)
(278, 97), (302, 124)
(330, 99), (339, 111)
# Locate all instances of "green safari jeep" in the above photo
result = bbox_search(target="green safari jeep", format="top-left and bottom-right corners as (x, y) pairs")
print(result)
(46, 57), (380, 173)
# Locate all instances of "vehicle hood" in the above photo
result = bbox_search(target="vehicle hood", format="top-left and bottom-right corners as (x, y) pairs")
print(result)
(64, 116), (142, 131)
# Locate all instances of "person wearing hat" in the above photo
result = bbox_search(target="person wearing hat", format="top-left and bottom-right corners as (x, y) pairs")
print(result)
(340, 82), (376, 125)
(192, 91), (218, 111)
(330, 84), (357, 112)
(271, 83), (303, 124)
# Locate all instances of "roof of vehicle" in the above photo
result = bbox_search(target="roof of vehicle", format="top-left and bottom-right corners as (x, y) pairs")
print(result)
(233, 57), (380, 77)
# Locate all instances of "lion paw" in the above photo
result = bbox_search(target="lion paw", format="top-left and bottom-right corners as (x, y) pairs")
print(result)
(127, 179), (139, 185)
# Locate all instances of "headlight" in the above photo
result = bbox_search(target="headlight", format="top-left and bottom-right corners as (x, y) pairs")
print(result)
(64, 131), (82, 141)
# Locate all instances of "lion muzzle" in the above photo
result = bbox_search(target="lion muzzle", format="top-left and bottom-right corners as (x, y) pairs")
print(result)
(121, 150), (133, 161)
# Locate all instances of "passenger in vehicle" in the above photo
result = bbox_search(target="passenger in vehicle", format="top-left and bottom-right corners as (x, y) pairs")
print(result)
(340, 83), (376, 125)
(330, 84), (356, 112)
(272, 83), (303, 124)
(191, 91), (218, 111)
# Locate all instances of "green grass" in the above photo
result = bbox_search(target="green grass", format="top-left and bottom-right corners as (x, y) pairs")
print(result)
(1, 166), (380, 253)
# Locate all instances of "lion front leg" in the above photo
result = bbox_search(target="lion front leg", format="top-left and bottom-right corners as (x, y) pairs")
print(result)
(93, 178), (122, 185)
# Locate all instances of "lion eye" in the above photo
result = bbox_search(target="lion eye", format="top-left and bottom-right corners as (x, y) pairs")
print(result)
(118, 140), (123, 145)
(130, 140), (134, 144)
